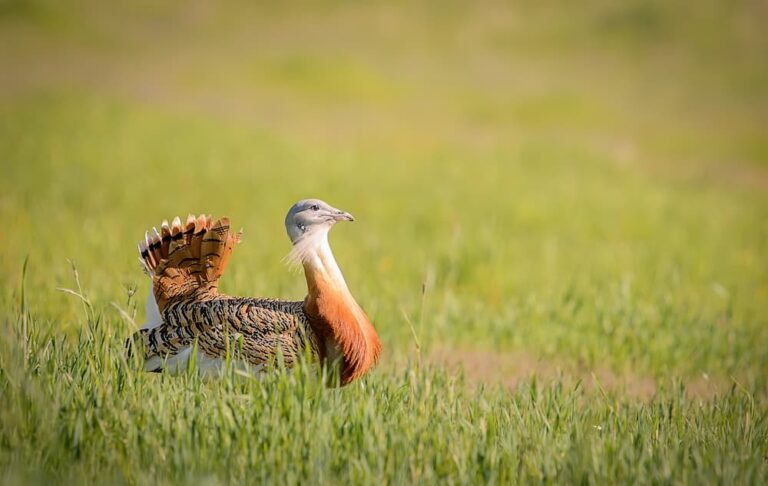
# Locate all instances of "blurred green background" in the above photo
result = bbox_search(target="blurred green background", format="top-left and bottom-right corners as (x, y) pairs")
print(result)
(2, 1), (768, 483)
(1, 0), (767, 388)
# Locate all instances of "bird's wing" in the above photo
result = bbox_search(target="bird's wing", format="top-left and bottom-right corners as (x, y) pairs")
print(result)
(137, 297), (320, 371)
(138, 215), (241, 312)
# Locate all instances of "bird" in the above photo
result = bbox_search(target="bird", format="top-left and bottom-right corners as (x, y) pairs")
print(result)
(128, 199), (381, 386)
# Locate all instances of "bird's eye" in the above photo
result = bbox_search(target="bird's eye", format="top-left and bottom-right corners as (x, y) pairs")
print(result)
(310, 205), (320, 211)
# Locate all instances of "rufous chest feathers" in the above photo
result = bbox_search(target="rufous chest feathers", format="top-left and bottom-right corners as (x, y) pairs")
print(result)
(300, 238), (380, 385)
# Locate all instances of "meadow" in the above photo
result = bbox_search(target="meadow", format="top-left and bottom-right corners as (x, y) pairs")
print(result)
(1, 1), (767, 483)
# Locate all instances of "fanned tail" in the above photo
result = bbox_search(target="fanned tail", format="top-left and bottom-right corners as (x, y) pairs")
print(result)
(138, 214), (242, 312)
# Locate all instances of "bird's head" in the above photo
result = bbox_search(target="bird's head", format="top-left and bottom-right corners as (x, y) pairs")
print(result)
(285, 198), (355, 246)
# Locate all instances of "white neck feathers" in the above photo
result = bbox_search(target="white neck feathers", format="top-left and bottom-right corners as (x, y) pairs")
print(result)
(292, 227), (381, 384)
(288, 228), (347, 290)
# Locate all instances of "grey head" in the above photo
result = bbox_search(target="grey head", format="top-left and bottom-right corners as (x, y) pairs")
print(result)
(284, 198), (355, 244)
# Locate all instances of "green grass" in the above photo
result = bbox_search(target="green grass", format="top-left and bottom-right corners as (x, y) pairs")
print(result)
(1, 0), (767, 483)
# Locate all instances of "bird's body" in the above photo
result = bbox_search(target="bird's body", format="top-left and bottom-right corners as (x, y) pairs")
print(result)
(129, 200), (380, 385)
(140, 297), (320, 375)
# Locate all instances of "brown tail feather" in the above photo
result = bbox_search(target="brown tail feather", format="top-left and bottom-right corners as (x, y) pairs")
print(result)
(139, 214), (241, 312)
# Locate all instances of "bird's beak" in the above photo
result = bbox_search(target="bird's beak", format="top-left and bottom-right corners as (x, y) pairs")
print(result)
(332, 209), (355, 222)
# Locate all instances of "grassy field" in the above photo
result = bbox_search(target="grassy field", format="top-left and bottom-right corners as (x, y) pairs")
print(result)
(1, 0), (767, 483)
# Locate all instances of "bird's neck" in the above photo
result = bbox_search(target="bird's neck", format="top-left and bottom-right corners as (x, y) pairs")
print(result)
(300, 233), (380, 385)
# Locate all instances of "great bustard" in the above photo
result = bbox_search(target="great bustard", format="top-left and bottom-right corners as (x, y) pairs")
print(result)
(129, 199), (381, 385)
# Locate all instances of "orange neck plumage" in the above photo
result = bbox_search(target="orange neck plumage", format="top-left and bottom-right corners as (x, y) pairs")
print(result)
(300, 236), (380, 385)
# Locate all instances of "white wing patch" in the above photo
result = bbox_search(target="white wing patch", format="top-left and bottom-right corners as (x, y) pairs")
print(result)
(141, 284), (163, 331)
(144, 346), (265, 376)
